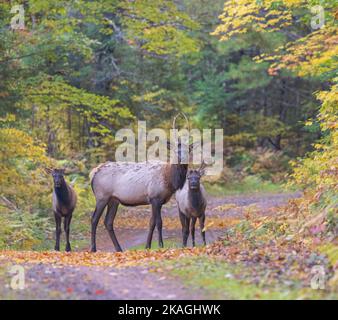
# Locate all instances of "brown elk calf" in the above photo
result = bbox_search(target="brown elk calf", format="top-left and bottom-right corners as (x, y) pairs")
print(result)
(175, 163), (207, 247)
(46, 169), (77, 252)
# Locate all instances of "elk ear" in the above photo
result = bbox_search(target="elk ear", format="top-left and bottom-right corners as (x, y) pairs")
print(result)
(199, 168), (206, 176)
(44, 168), (53, 175)
(60, 168), (66, 175)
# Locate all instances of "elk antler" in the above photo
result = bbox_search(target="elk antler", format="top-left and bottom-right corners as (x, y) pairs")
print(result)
(199, 160), (208, 172)
(198, 158), (215, 174)
(172, 112), (190, 148)
(172, 113), (179, 146)
(180, 112), (190, 132)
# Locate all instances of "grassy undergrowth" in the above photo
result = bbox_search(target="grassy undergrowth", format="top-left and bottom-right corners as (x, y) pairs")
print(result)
(204, 175), (287, 197)
(28, 211), (91, 252)
(161, 256), (335, 300)
(129, 239), (180, 251)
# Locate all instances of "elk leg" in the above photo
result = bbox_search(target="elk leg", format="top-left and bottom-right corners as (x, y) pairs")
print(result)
(191, 217), (197, 247)
(146, 199), (161, 249)
(91, 199), (108, 252)
(179, 210), (186, 247)
(104, 200), (122, 252)
(145, 210), (156, 249)
(64, 214), (72, 252)
(199, 215), (206, 246)
(54, 213), (61, 251)
(179, 211), (190, 247)
(155, 202), (163, 248)
(183, 216), (190, 247)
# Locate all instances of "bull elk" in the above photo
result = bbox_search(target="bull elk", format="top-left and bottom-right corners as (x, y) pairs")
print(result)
(46, 168), (77, 252)
(89, 114), (194, 252)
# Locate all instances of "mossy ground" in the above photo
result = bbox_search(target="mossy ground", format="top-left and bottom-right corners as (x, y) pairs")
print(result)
(159, 256), (336, 300)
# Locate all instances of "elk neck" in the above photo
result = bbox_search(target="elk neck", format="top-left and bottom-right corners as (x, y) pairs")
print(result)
(188, 187), (204, 212)
(54, 180), (71, 205)
(170, 163), (188, 191)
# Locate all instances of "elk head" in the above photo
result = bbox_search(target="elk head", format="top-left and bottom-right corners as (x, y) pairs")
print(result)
(187, 161), (207, 190)
(46, 168), (66, 188)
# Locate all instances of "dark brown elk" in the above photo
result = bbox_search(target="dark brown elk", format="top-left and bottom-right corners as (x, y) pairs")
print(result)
(175, 162), (207, 247)
(89, 117), (194, 252)
(46, 168), (77, 252)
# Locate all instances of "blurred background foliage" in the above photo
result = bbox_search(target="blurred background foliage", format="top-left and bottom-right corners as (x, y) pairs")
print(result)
(0, 0), (336, 249)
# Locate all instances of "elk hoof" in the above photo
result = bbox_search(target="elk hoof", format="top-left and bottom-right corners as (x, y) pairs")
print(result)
(90, 247), (97, 253)
(54, 246), (60, 251)
(65, 244), (71, 252)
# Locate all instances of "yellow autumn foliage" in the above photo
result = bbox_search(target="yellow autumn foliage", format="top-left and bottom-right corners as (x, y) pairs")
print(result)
(0, 128), (53, 208)
(212, 0), (297, 41)
(214, 1), (337, 80)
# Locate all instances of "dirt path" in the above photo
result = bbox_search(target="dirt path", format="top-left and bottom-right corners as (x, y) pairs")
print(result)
(0, 263), (205, 300)
(0, 192), (301, 300)
(95, 191), (301, 251)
